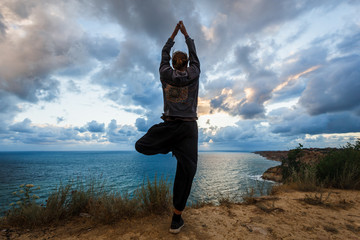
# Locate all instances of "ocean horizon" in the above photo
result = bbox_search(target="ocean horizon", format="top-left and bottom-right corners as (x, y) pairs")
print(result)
(0, 151), (279, 212)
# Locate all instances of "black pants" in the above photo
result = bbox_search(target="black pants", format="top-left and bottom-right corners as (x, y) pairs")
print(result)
(135, 120), (198, 211)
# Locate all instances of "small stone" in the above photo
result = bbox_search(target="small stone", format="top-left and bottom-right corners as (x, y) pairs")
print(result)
(79, 213), (91, 218)
(246, 224), (268, 235)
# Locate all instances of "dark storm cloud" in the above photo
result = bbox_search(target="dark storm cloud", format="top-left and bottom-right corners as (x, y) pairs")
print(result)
(0, 1), (84, 105)
(269, 27), (359, 106)
(336, 28), (360, 54)
(281, 47), (327, 79)
(90, 0), (198, 45)
(299, 55), (360, 115)
(199, 1), (348, 120)
(2, 0), (343, 121)
(269, 107), (360, 135)
(0, 0), (120, 107)
(234, 44), (258, 73)
(91, 34), (163, 113)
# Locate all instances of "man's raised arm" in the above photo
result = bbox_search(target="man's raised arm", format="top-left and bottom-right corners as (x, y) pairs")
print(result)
(179, 21), (200, 80)
(159, 24), (180, 79)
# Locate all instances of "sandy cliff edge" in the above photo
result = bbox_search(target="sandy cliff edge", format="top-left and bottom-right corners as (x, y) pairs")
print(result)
(3, 189), (359, 240)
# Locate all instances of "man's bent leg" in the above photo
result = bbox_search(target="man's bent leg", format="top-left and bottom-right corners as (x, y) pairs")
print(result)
(135, 122), (175, 155)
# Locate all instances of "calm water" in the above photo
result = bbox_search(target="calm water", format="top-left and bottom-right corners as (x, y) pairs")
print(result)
(0, 151), (279, 210)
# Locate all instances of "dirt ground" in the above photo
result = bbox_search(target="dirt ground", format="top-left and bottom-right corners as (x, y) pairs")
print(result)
(2, 189), (360, 240)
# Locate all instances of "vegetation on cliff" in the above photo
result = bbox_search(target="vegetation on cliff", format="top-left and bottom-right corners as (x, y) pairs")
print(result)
(282, 139), (360, 190)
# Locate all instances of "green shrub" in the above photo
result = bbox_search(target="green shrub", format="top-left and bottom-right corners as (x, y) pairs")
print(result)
(316, 139), (360, 189)
(282, 143), (304, 181)
(283, 139), (360, 190)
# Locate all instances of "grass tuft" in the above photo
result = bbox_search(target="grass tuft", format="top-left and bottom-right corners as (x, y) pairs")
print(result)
(135, 175), (172, 215)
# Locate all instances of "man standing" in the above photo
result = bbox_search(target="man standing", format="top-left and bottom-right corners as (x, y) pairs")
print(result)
(135, 21), (200, 234)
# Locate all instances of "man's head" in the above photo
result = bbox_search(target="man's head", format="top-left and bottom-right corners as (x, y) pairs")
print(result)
(172, 51), (188, 71)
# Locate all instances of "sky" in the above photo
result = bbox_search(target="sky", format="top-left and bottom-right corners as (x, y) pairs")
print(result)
(0, 0), (360, 151)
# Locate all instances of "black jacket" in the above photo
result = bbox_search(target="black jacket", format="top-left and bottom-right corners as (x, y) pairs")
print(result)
(159, 36), (200, 118)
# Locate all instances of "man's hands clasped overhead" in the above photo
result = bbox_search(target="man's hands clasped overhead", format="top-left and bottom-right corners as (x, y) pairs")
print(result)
(170, 21), (189, 40)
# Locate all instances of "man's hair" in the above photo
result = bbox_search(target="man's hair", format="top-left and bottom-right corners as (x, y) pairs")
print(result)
(172, 51), (188, 70)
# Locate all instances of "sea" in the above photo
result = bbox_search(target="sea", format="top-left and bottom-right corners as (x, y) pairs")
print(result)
(0, 151), (279, 212)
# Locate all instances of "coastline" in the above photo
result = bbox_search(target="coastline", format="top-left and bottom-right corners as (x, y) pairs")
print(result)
(254, 151), (287, 182)
(254, 148), (338, 182)
(2, 149), (360, 239)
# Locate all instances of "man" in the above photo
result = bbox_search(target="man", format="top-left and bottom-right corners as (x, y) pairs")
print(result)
(135, 21), (200, 234)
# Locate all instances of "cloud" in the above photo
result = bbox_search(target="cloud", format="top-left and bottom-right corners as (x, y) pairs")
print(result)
(9, 118), (33, 133)
(208, 41), (278, 119)
(66, 80), (81, 93)
(106, 119), (138, 143)
(5, 119), (82, 145)
(86, 120), (105, 133)
(56, 117), (65, 124)
(92, 35), (163, 112)
(0, 91), (21, 133)
(336, 27), (360, 54)
(85, 36), (120, 61)
(0, 1), (84, 104)
(199, 119), (296, 151)
(0, 12), (6, 36)
(299, 55), (360, 115)
(1, 118), (140, 146)
(269, 107), (360, 135)
(135, 118), (147, 132)
(90, 0), (197, 45)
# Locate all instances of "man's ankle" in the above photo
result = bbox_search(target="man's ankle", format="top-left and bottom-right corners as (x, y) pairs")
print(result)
(173, 208), (182, 215)
(172, 209), (182, 222)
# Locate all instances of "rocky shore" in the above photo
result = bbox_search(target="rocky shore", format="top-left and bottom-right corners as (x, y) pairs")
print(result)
(255, 148), (336, 182)
(254, 151), (286, 182)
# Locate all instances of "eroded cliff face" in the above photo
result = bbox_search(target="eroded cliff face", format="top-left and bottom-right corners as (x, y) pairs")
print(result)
(255, 148), (336, 182)
(262, 166), (282, 182)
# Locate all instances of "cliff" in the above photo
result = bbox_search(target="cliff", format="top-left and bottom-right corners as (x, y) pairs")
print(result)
(255, 148), (336, 182)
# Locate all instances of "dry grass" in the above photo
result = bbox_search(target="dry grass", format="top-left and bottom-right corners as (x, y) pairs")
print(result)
(1, 175), (172, 228)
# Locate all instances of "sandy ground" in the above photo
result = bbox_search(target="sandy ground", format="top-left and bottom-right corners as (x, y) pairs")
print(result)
(2, 189), (360, 240)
